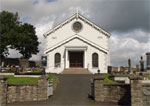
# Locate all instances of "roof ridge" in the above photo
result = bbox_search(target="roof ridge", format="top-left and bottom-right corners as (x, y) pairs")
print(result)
(44, 13), (110, 38)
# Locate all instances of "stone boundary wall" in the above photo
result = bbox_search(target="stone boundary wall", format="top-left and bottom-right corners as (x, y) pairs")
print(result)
(94, 76), (130, 105)
(0, 75), (49, 106)
(142, 84), (150, 106)
(103, 84), (130, 105)
(94, 75), (150, 106)
(7, 84), (38, 103)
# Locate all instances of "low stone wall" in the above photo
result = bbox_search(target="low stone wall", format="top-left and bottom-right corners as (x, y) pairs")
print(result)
(7, 84), (38, 103)
(94, 75), (150, 106)
(94, 76), (130, 105)
(103, 84), (130, 105)
(142, 84), (150, 106)
(0, 75), (49, 105)
(7, 75), (48, 103)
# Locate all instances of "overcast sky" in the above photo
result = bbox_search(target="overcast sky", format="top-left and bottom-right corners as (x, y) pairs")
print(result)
(0, 0), (150, 67)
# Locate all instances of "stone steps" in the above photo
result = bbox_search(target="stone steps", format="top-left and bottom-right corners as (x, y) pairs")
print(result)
(61, 68), (91, 74)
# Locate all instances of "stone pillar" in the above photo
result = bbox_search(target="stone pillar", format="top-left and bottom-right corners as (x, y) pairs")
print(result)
(146, 52), (150, 70)
(0, 76), (7, 106)
(129, 76), (143, 106)
(93, 76), (104, 102)
(37, 75), (48, 100)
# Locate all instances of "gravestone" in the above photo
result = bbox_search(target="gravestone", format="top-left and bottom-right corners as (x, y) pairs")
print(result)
(136, 64), (140, 72)
(146, 52), (150, 70)
(128, 59), (133, 74)
(140, 56), (144, 72)
(19, 58), (29, 68)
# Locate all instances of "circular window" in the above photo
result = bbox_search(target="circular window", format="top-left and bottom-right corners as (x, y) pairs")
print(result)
(72, 21), (82, 32)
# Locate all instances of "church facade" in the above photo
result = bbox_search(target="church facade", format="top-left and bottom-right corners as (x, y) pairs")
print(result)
(44, 13), (110, 74)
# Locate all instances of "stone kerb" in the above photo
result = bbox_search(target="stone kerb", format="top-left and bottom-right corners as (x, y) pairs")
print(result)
(93, 75), (105, 102)
(0, 76), (7, 106)
(129, 75), (143, 106)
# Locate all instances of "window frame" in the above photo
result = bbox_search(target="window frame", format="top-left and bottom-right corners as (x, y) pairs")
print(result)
(92, 53), (99, 68)
(54, 53), (61, 67)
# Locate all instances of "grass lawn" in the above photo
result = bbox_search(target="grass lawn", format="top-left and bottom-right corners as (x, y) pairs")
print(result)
(101, 74), (118, 84)
(146, 75), (150, 80)
(6, 75), (38, 84)
(48, 74), (57, 86)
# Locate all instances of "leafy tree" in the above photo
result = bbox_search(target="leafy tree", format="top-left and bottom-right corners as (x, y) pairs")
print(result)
(0, 11), (39, 59)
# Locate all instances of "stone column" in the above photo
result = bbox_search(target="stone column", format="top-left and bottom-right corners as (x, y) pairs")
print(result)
(0, 76), (7, 106)
(129, 76), (143, 106)
(146, 52), (150, 70)
(93, 76), (104, 102)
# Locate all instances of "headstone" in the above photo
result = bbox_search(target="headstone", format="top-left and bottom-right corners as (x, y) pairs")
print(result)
(118, 66), (120, 72)
(146, 52), (150, 70)
(1, 61), (4, 67)
(136, 64), (140, 72)
(19, 58), (29, 68)
(108, 66), (112, 73)
(140, 56), (144, 72)
(128, 59), (132, 74)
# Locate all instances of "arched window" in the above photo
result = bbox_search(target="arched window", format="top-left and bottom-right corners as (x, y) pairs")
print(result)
(55, 53), (61, 67)
(92, 53), (98, 68)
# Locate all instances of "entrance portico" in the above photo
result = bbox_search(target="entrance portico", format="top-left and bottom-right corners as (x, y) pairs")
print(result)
(65, 46), (87, 69)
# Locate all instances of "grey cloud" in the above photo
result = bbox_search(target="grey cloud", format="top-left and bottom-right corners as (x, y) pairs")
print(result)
(88, 0), (149, 33)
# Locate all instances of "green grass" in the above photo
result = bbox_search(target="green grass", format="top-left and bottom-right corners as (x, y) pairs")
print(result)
(6, 75), (38, 84)
(101, 74), (118, 84)
(146, 75), (150, 80)
(48, 74), (57, 86)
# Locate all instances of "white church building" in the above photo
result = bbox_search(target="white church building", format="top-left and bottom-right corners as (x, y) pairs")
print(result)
(44, 13), (110, 74)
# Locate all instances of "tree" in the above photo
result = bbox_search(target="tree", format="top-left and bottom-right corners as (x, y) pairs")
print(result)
(0, 11), (39, 59)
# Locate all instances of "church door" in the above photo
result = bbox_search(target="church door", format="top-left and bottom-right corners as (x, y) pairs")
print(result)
(69, 51), (84, 68)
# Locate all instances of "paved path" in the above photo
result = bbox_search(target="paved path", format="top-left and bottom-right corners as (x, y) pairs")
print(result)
(7, 74), (117, 106)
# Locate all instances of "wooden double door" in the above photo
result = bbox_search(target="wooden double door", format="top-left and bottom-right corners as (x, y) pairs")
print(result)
(69, 51), (84, 68)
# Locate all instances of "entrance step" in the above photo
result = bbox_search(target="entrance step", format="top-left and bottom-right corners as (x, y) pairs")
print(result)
(61, 68), (91, 74)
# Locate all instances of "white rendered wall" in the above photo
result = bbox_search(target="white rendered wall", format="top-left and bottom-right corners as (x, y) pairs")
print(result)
(46, 38), (109, 74)
(45, 18), (109, 52)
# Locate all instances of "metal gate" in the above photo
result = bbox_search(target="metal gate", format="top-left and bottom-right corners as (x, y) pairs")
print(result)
(47, 81), (53, 98)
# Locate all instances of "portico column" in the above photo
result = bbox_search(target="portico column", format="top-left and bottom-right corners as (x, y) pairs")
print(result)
(84, 50), (87, 68)
(65, 50), (69, 68)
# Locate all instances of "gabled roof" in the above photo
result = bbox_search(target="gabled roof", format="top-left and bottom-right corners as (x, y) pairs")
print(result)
(43, 13), (111, 38)
(44, 34), (109, 54)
